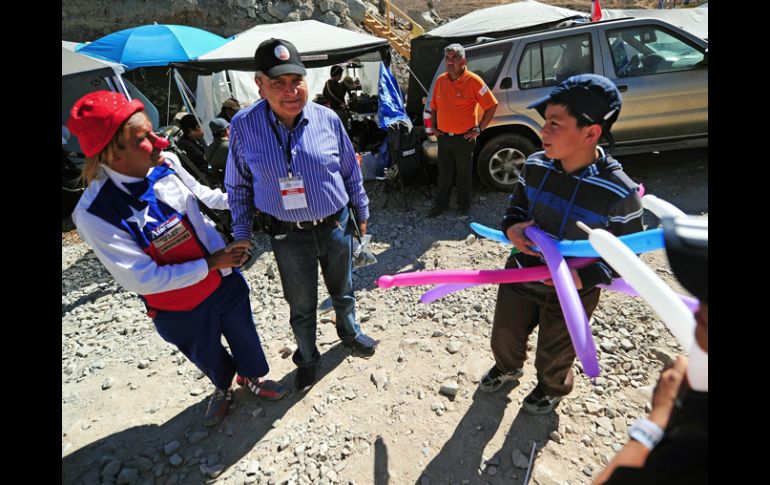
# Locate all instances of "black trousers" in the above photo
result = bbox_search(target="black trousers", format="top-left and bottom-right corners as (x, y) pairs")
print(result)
(434, 135), (476, 209)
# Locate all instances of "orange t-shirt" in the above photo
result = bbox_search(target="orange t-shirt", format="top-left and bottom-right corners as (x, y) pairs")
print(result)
(430, 68), (498, 134)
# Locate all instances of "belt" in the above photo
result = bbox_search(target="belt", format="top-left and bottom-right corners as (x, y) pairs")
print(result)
(275, 207), (344, 231)
(441, 130), (473, 137)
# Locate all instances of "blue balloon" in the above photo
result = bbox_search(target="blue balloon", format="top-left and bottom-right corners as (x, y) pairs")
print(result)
(470, 222), (663, 256)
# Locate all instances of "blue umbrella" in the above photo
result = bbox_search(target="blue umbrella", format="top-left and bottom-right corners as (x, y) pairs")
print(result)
(76, 24), (228, 70)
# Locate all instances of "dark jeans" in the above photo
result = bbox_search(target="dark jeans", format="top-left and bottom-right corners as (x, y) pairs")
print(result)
(269, 206), (361, 368)
(434, 135), (476, 209)
(490, 258), (601, 397)
(152, 272), (269, 390)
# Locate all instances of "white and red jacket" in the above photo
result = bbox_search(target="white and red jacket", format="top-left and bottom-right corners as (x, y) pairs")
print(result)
(72, 152), (230, 312)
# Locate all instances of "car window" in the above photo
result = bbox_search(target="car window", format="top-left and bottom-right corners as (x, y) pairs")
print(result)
(465, 44), (511, 88)
(518, 34), (592, 90)
(607, 27), (705, 78)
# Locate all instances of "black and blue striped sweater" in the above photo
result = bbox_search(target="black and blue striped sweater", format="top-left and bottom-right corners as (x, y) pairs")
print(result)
(501, 148), (644, 288)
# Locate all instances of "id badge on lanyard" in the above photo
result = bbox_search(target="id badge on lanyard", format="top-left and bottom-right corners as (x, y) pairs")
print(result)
(279, 175), (308, 210)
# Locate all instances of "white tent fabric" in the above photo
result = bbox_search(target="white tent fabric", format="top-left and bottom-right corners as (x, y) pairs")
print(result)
(603, 7), (708, 40)
(196, 20), (386, 65)
(195, 62), (380, 144)
(425, 0), (586, 38)
(62, 46), (125, 78)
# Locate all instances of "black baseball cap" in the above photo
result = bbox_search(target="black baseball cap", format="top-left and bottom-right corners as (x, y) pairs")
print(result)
(527, 74), (622, 128)
(254, 38), (307, 78)
(662, 215), (708, 303)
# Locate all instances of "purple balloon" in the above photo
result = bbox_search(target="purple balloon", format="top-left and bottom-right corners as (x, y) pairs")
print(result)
(600, 279), (699, 312)
(524, 226), (600, 378)
(419, 283), (476, 303)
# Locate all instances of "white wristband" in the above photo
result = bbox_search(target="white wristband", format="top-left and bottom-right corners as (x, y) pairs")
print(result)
(628, 417), (664, 450)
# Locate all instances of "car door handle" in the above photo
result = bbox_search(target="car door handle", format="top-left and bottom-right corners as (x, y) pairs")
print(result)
(617, 85), (628, 92)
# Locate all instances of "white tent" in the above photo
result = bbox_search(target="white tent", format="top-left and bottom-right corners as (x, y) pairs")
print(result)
(603, 6), (708, 40)
(185, 20), (389, 143)
(425, 0), (585, 38)
(62, 45), (125, 79)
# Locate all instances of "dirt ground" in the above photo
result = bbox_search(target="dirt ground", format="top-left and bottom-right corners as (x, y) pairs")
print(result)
(61, 148), (706, 485)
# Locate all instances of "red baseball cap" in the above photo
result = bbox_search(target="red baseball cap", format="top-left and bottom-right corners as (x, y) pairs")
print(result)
(67, 91), (145, 157)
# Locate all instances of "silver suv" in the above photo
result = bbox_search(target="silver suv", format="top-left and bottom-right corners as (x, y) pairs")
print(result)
(422, 17), (708, 192)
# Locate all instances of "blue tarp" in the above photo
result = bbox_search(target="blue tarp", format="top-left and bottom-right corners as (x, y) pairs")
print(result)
(377, 63), (409, 129)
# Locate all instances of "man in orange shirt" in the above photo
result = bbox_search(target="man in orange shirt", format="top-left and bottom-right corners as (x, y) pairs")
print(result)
(429, 43), (498, 217)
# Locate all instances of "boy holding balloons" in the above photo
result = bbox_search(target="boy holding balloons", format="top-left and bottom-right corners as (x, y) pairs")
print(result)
(479, 74), (644, 414)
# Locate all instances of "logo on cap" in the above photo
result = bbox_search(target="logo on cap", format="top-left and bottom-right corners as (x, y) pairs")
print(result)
(274, 45), (290, 61)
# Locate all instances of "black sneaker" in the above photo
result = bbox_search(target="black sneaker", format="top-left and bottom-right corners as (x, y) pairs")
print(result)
(427, 206), (446, 218)
(343, 333), (378, 357)
(522, 385), (563, 414)
(295, 366), (316, 393)
(479, 365), (523, 393)
(204, 387), (232, 427)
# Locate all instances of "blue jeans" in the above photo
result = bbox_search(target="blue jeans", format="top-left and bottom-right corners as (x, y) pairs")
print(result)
(269, 206), (362, 368)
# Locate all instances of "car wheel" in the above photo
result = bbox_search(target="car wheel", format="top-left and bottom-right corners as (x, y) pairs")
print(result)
(476, 133), (537, 192)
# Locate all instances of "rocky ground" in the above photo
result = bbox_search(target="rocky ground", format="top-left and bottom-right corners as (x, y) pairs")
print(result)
(61, 149), (707, 485)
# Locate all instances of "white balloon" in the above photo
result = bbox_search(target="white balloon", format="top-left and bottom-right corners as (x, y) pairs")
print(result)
(576, 222), (695, 349)
(642, 194), (686, 218)
(687, 341), (708, 392)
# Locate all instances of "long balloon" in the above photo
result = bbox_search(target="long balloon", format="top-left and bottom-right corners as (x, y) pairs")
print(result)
(377, 258), (595, 289)
(524, 226), (600, 378)
(642, 194), (685, 218)
(577, 221), (695, 349)
(420, 278), (699, 310)
(469, 222), (664, 256)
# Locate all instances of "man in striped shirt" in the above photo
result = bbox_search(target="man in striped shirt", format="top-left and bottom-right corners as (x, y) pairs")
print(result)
(478, 75), (644, 415)
(225, 38), (378, 393)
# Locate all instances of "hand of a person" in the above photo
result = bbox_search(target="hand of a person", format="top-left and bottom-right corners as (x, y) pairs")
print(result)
(227, 239), (253, 267)
(206, 246), (248, 271)
(463, 128), (481, 140)
(649, 356), (689, 428)
(505, 220), (540, 256)
(543, 268), (583, 289)
(359, 219), (368, 237)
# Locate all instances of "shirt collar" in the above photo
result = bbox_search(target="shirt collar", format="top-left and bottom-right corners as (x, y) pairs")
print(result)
(266, 103), (311, 131)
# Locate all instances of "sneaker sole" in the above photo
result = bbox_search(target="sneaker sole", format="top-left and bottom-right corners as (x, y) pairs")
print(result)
(521, 396), (563, 415)
(478, 369), (524, 393)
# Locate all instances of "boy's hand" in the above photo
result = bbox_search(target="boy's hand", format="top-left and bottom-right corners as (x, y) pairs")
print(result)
(543, 268), (583, 289)
(505, 220), (540, 256)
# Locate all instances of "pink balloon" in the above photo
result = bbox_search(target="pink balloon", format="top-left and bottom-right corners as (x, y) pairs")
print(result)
(377, 257), (596, 289)
(525, 226), (600, 378)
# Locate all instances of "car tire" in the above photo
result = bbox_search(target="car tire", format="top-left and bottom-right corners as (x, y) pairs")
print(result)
(476, 133), (537, 192)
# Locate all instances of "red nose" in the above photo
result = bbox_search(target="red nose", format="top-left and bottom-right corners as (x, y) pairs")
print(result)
(153, 136), (170, 150)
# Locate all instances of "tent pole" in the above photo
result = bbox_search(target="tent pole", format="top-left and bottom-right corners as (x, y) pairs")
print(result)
(166, 68), (173, 126)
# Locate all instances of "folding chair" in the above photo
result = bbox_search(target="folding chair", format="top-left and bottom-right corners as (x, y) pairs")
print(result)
(379, 120), (432, 210)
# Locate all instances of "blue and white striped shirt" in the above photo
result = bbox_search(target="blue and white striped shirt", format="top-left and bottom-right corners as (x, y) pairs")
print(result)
(226, 99), (369, 241)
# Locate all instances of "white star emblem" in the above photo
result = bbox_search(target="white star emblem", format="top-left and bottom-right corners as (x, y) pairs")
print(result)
(126, 204), (158, 230)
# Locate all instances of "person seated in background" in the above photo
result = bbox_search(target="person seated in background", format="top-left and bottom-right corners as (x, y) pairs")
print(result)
(323, 65), (350, 127)
(205, 117), (230, 184)
(594, 215), (708, 484)
(217, 98), (241, 122)
(176, 114), (209, 173)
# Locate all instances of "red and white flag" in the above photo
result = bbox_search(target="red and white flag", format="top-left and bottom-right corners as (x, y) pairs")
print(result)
(591, 0), (603, 22)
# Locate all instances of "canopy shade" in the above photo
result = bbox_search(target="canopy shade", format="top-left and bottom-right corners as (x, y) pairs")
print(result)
(76, 24), (229, 70)
(187, 20), (389, 73)
(62, 46), (124, 79)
